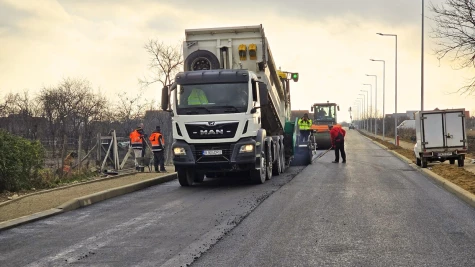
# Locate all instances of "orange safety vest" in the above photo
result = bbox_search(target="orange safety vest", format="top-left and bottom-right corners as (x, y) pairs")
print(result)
(129, 129), (143, 149)
(149, 132), (164, 152)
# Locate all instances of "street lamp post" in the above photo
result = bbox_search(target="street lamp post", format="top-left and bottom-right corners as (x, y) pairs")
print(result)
(377, 32), (398, 145)
(370, 59), (386, 140)
(359, 92), (367, 131)
(421, 0), (425, 111)
(355, 100), (362, 129)
(362, 84), (372, 133)
(366, 74), (378, 135)
(357, 98), (364, 129)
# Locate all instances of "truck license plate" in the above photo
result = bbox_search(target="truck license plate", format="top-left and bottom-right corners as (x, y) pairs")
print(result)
(203, 150), (222, 156)
(438, 152), (452, 156)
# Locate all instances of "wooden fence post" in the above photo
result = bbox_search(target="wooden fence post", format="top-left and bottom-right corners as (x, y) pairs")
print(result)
(78, 134), (83, 170)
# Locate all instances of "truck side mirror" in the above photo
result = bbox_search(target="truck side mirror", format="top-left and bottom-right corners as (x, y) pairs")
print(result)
(337, 105), (340, 111)
(161, 86), (169, 111)
(311, 106), (314, 112)
(258, 82), (269, 106)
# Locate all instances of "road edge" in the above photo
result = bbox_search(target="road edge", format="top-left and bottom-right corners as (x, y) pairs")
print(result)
(362, 135), (475, 208)
(0, 173), (177, 232)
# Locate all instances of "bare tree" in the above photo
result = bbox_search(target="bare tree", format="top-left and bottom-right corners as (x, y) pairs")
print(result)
(37, 78), (109, 168)
(139, 40), (183, 111)
(111, 92), (149, 137)
(430, 0), (475, 94)
(0, 91), (42, 138)
(139, 40), (183, 88)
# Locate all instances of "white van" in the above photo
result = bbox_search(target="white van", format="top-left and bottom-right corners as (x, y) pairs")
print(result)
(397, 119), (416, 130)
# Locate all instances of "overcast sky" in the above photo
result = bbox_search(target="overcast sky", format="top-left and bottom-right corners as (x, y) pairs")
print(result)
(1, 0), (474, 122)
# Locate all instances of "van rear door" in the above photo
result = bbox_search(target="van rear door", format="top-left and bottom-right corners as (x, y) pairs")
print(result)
(422, 113), (444, 149)
(444, 111), (466, 148)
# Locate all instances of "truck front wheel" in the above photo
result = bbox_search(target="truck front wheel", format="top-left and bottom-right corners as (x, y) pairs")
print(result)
(194, 172), (205, 183)
(449, 159), (455, 165)
(177, 168), (194, 186)
(251, 152), (266, 184)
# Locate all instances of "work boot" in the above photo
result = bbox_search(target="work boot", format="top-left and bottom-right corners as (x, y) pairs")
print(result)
(342, 160), (346, 163)
(332, 160), (339, 163)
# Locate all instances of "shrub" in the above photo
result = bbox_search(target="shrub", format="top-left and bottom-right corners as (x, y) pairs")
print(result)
(0, 130), (45, 192)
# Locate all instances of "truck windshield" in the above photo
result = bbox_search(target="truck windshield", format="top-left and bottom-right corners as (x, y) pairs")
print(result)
(314, 105), (336, 121)
(176, 83), (249, 115)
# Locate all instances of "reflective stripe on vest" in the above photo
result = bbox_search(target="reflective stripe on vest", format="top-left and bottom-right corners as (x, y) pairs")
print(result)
(298, 118), (312, 130)
(130, 130), (143, 148)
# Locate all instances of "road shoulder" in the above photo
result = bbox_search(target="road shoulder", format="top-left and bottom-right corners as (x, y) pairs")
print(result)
(0, 172), (177, 231)
(360, 132), (475, 208)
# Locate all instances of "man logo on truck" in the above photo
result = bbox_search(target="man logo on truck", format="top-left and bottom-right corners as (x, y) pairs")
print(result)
(200, 129), (224, 135)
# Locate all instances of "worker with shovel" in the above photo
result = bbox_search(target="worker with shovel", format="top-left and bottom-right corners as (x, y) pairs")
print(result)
(330, 124), (346, 163)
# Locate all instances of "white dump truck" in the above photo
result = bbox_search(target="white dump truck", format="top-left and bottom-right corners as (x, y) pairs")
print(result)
(161, 25), (316, 186)
(413, 109), (468, 168)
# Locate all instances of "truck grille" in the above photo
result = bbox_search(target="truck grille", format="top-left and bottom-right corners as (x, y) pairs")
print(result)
(193, 144), (234, 163)
(185, 122), (239, 139)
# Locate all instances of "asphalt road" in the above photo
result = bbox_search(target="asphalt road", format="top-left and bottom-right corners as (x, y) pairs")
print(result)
(1, 130), (475, 267)
(0, 163), (304, 266)
(193, 130), (475, 267)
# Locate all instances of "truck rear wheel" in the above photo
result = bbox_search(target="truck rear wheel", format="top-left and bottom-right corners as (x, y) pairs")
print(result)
(177, 168), (194, 186)
(251, 152), (266, 184)
(416, 156), (421, 166)
(449, 159), (455, 165)
(272, 142), (281, 176)
(266, 143), (273, 180)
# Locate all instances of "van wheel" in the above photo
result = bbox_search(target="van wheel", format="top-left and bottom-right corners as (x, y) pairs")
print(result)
(184, 50), (220, 71)
(416, 157), (421, 166)
(458, 157), (465, 167)
(421, 158), (428, 168)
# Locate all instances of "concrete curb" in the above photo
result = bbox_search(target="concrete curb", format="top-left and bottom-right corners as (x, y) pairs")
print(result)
(361, 133), (475, 208)
(0, 173), (177, 232)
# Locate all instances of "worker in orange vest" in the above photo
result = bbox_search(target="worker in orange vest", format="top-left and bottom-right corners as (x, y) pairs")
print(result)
(130, 123), (146, 170)
(149, 126), (166, 172)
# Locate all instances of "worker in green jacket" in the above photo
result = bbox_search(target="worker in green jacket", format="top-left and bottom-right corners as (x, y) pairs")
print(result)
(298, 113), (312, 142)
(188, 88), (209, 105)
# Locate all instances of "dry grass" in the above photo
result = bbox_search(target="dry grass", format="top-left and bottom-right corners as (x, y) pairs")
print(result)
(363, 133), (475, 195)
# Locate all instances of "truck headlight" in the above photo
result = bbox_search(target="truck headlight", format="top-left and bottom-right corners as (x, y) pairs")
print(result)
(173, 147), (186, 156)
(239, 144), (254, 153)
